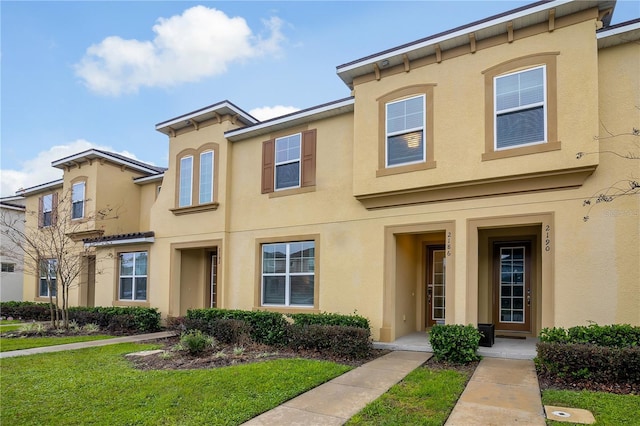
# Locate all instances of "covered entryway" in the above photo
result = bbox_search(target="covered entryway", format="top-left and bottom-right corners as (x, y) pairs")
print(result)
(380, 222), (455, 343)
(169, 240), (222, 316)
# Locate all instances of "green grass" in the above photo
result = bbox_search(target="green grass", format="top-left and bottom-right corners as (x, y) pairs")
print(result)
(0, 320), (23, 324)
(1, 343), (351, 425)
(346, 366), (470, 425)
(542, 389), (640, 425)
(0, 325), (23, 333)
(0, 335), (115, 352)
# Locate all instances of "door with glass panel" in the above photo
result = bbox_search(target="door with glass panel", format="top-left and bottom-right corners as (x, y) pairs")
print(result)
(493, 242), (531, 332)
(209, 251), (217, 308)
(426, 246), (446, 327)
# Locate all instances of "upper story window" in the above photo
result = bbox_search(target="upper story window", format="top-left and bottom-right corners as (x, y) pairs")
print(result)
(38, 193), (57, 228)
(178, 156), (193, 207)
(275, 134), (301, 190)
(71, 181), (86, 219)
(386, 95), (426, 167)
(494, 66), (546, 150)
(262, 129), (316, 195)
(39, 258), (57, 297)
(377, 85), (436, 177)
(482, 53), (560, 161)
(173, 143), (219, 214)
(199, 151), (214, 204)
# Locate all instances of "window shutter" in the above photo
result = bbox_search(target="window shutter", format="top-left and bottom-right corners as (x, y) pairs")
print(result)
(38, 196), (44, 228)
(261, 139), (275, 194)
(301, 129), (316, 187)
(51, 192), (59, 226)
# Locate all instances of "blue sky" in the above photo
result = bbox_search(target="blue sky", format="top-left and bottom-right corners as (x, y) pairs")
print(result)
(1, 0), (638, 196)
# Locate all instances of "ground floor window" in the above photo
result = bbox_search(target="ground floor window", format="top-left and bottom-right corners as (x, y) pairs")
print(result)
(119, 251), (148, 301)
(39, 259), (57, 297)
(262, 241), (314, 307)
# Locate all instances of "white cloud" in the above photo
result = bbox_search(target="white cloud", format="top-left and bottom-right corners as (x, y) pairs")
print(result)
(249, 105), (300, 121)
(75, 6), (285, 96)
(0, 140), (148, 197)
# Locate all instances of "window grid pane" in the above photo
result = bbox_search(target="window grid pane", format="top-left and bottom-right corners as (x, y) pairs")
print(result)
(386, 95), (426, 167)
(39, 259), (57, 297)
(262, 241), (314, 307)
(119, 251), (148, 301)
(179, 156), (193, 207)
(199, 151), (214, 204)
(499, 247), (525, 324)
(71, 182), (85, 219)
(495, 66), (546, 150)
(275, 134), (301, 190)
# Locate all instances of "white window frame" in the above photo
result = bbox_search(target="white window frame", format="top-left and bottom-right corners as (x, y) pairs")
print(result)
(42, 194), (53, 227)
(118, 251), (148, 302)
(385, 94), (426, 168)
(261, 241), (314, 307)
(39, 259), (57, 297)
(274, 133), (302, 191)
(199, 150), (214, 204)
(178, 156), (193, 207)
(494, 65), (547, 151)
(71, 181), (85, 220)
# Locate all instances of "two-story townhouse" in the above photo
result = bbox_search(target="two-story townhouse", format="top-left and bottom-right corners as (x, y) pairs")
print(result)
(16, 0), (638, 343)
(1, 196), (26, 301)
(17, 150), (165, 308)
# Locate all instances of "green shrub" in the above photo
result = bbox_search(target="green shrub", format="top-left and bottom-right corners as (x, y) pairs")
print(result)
(287, 312), (370, 329)
(209, 318), (253, 345)
(186, 309), (289, 346)
(536, 342), (640, 383)
(68, 307), (161, 333)
(0, 302), (51, 321)
(179, 330), (215, 355)
(539, 323), (639, 348)
(288, 324), (372, 359)
(429, 324), (481, 364)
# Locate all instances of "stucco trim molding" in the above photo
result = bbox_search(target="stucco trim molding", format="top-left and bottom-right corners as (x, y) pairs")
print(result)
(170, 202), (220, 215)
(356, 165), (597, 210)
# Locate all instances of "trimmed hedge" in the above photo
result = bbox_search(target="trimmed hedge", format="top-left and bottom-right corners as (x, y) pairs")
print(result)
(539, 323), (640, 348)
(183, 308), (374, 359)
(0, 301), (51, 321)
(186, 309), (289, 346)
(288, 324), (372, 359)
(536, 342), (640, 383)
(68, 307), (161, 333)
(0, 302), (161, 333)
(429, 324), (481, 364)
(536, 323), (640, 384)
(287, 312), (370, 329)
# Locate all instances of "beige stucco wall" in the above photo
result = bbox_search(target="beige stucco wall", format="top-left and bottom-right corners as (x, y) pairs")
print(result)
(352, 18), (600, 198)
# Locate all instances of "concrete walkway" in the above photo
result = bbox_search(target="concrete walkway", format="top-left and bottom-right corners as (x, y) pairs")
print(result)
(445, 357), (545, 425)
(242, 350), (432, 425)
(0, 331), (176, 358)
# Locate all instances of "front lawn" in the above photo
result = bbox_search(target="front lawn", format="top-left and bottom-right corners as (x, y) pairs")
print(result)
(346, 363), (473, 426)
(0, 335), (114, 352)
(542, 389), (640, 425)
(1, 343), (351, 425)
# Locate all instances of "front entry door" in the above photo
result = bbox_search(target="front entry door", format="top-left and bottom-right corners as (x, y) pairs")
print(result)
(209, 251), (217, 308)
(493, 242), (531, 333)
(426, 246), (446, 327)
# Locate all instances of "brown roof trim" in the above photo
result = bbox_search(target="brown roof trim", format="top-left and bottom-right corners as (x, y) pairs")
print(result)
(83, 231), (155, 246)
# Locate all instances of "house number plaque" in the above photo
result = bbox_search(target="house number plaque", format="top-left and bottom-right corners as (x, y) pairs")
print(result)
(446, 231), (452, 257)
(544, 224), (551, 252)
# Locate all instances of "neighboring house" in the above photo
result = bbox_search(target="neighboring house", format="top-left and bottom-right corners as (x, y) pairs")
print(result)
(17, 0), (639, 342)
(1, 196), (26, 302)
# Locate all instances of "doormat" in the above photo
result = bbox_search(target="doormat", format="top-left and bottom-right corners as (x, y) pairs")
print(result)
(496, 335), (526, 339)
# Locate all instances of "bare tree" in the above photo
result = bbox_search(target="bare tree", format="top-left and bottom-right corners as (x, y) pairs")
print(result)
(0, 189), (113, 328)
(577, 118), (640, 222)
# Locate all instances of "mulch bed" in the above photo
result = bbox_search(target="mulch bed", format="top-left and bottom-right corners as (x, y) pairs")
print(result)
(127, 336), (392, 371)
(537, 372), (638, 395)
